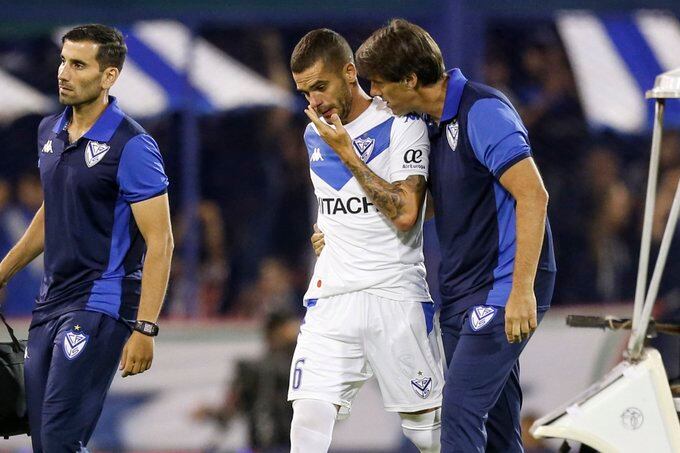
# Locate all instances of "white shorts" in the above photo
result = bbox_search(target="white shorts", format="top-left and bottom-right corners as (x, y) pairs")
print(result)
(287, 291), (444, 418)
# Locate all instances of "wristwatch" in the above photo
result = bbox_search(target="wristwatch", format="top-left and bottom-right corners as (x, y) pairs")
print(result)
(134, 320), (159, 337)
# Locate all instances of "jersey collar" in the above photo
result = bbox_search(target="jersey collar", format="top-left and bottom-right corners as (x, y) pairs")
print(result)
(51, 96), (124, 142)
(440, 68), (468, 123)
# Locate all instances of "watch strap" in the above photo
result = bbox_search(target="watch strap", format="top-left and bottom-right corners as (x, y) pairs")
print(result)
(134, 320), (159, 337)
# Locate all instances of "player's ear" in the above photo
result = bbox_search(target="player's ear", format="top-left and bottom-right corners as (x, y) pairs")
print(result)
(403, 73), (418, 90)
(345, 62), (358, 84)
(101, 67), (119, 90)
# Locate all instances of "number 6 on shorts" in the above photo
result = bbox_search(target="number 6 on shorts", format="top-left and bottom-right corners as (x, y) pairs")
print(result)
(292, 358), (305, 390)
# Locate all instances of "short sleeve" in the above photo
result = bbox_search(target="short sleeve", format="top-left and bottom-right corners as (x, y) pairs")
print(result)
(388, 116), (430, 183)
(37, 116), (51, 169)
(117, 134), (169, 203)
(467, 98), (532, 178)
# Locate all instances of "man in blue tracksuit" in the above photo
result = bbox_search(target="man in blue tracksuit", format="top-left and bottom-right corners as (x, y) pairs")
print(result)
(0, 24), (174, 452)
(351, 20), (557, 452)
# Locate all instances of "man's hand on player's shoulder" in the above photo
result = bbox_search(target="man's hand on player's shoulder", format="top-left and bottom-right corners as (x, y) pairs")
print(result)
(120, 331), (154, 377)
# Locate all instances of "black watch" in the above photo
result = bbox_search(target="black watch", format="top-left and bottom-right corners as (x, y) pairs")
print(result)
(134, 320), (159, 337)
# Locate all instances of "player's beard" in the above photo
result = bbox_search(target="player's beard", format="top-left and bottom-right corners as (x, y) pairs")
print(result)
(336, 82), (353, 123)
(59, 76), (103, 107)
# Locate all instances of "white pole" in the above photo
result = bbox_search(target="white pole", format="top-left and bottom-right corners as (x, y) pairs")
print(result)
(631, 100), (665, 331)
(628, 178), (680, 359)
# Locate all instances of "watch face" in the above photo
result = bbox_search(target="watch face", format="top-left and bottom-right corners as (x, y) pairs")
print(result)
(136, 321), (158, 336)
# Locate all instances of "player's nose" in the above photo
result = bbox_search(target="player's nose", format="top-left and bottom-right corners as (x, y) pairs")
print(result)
(58, 65), (70, 81)
(310, 95), (324, 109)
(370, 82), (381, 97)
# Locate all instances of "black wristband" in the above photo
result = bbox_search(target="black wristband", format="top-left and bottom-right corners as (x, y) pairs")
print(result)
(134, 320), (159, 337)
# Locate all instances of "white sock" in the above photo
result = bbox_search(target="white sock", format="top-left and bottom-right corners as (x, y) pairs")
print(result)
(400, 408), (442, 453)
(290, 399), (337, 453)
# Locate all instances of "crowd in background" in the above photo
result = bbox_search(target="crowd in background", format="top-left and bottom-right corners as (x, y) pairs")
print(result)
(0, 22), (679, 324)
(484, 23), (680, 322)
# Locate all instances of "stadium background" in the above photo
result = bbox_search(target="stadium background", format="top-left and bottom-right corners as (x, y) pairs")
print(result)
(0, 0), (679, 451)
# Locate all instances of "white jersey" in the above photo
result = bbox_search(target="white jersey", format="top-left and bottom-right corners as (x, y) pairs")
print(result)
(303, 97), (431, 304)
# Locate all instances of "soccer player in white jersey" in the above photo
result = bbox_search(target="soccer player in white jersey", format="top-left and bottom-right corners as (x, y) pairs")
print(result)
(287, 29), (443, 453)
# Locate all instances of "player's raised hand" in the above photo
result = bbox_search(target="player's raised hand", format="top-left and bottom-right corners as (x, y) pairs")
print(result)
(311, 223), (325, 257)
(120, 331), (154, 377)
(304, 107), (353, 159)
(504, 289), (537, 343)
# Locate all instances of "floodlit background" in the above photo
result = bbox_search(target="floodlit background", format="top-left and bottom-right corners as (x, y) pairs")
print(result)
(0, 1), (679, 451)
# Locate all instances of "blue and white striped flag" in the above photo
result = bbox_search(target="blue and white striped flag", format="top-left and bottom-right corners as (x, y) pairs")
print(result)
(557, 10), (680, 134)
(0, 20), (294, 123)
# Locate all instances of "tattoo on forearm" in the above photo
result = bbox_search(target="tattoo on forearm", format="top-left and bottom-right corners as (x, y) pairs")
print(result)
(344, 158), (423, 220)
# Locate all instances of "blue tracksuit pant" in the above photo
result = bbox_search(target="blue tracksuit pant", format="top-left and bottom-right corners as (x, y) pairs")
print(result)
(440, 271), (555, 452)
(24, 310), (131, 453)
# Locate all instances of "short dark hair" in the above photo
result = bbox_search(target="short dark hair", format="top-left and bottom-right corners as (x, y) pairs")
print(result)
(290, 28), (353, 74)
(356, 19), (445, 86)
(62, 24), (127, 72)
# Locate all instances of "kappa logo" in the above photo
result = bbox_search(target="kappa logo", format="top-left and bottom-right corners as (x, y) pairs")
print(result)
(310, 147), (324, 162)
(353, 137), (375, 162)
(470, 305), (497, 331)
(446, 121), (459, 151)
(42, 140), (53, 154)
(85, 141), (110, 168)
(63, 329), (89, 360)
(410, 374), (433, 399)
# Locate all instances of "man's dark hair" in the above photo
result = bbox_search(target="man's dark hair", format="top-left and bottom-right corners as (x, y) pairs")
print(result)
(290, 28), (353, 74)
(62, 24), (127, 72)
(356, 19), (445, 86)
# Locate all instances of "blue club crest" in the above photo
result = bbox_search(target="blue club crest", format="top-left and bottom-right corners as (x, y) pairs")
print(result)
(85, 140), (110, 168)
(63, 329), (89, 360)
(410, 376), (433, 399)
(446, 121), (459, 151)
(470, 305), (497, 331)
(353, 137), (375, 162)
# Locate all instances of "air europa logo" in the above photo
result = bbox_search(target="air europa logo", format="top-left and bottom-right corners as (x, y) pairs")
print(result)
(404, 149), (423, 164)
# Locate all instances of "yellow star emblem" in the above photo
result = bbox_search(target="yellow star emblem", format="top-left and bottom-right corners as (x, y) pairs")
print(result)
(74, 325), (81, 331)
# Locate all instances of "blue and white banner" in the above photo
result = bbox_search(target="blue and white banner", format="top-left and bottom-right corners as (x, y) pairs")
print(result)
(110, 21), (293, 117)
(0, 68), (54, 122)
(0, 21), (293, 123)
(557, 10), (680, 134)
